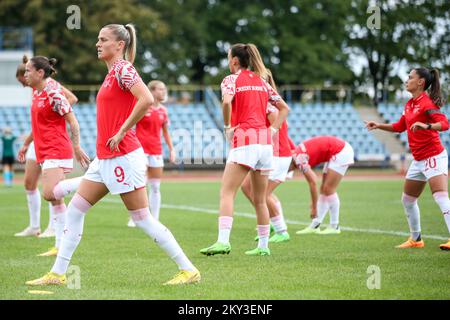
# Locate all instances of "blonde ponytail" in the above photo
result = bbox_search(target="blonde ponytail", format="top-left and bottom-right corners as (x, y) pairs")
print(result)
(124, 24), (136, 64)
(246, 43), (268, 80)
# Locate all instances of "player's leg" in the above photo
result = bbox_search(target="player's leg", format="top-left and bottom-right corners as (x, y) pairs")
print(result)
(27, 180), (108, 286)
(428, 174), (450, 250)
(396, 178), (426, 248)
(15, 159), (42, 237)
(240, 172), (254, 206)
(122, 187), (200, 285)
(147, 166), (163, 220)
(200, 162), (250, 255)
(317, 168), (343, 234)
(3, 162), (12, 186)
(266, 180), (289, 243)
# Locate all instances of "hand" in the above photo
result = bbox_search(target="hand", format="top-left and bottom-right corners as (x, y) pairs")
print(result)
(310, 203), (317, 219)
(224, 124), (239, 142)
(169, 149), (176, 164)
(18, 144), (28, 163)
(364, 121), (379, 131)
(106, 130), (125, 152)
(74, 146), (91, 168)
(410, 122), (428, 132)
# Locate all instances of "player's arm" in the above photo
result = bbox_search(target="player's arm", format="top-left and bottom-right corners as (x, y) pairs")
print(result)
(410, 109), (449, 132)
(64, 112), (90, 168)
(269, 100), (289, 136)
(303, 168), (319, 219)
(61, 86), (78, 106)
(162, 123), (176, 163)
(18, 132), (33, 163)
(365, 115), (405, 133)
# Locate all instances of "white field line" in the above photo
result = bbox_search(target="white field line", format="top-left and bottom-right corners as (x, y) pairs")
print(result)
(102, 198), (448, 241)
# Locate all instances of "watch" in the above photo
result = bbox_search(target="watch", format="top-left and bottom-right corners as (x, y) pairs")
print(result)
(427, 123), (432, 130)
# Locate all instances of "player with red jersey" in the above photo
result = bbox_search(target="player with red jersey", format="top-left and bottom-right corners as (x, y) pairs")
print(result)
(19, 56), (89, 257)
(240, 71), (294, 243)
(27, 24), (200, 287)
(366, 68), (450, 250)
(293, 136), (354, 235)
(200, 43), (290, 256)
(131, 80), (174, 225)
(15, 55), (79, 239)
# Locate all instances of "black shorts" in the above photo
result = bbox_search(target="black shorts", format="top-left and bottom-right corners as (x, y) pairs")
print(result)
(2, 156), (15, 166)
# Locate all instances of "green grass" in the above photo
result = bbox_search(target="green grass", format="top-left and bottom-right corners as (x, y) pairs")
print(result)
(0, 178), (449, 300)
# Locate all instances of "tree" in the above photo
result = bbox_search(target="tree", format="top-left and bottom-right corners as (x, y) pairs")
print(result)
(346, 0), (450, 106)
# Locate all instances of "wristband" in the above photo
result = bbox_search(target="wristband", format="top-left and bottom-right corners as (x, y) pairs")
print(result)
(224, 124), (231, 129)
(427, 123), (432, 130)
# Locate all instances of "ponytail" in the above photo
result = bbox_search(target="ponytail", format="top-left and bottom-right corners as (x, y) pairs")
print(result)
(265, 69), (277, 91)
(415, 67), (445, 107)
(429, 69), (445, 107)
(124, 24), (136, 64)
(230, 43), (269, 80)
(246, 43), (268, 80)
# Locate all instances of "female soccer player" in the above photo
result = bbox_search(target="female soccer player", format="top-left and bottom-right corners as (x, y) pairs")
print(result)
(293, 136), (354, 235)
(15, 56), (78, 238)
(129, 80), (175, 226)
(365, 68), (450, 250)
(200, 43), (290, 256)
(27, 24), (200, 286)
(241, 71), (294, 243)
(18, 56), (89, 256)
(1, 127), (16, 187)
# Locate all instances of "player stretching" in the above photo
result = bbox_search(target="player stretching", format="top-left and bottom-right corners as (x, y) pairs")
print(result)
(200, 43), (289, 256)
(366, 68), (450, 250)
(293, 136), (354, 235)
(19, 56), (89, 256)
(27, 24), (200, 287)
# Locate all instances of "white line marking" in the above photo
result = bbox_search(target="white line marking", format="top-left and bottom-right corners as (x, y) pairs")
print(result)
(102, 198), (449, 241)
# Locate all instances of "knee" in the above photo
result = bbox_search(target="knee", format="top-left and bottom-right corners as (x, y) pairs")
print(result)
(321, 185), (335, 196)
(149, 179), (160, 192)
(24, 178), (37, 191)
(241, 184), (250, 197)
(43, 188), (56, 202)
(402, 193), (418, 206)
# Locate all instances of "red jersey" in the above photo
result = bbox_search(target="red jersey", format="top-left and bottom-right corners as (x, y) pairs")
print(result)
(31, 78), (73, 163)
(136, 105), (169, 155)
(392, 92), (449, 161)
(294, 136), (346, 172)
(221, 69), (281, 148)
(273, 120), (294, 157)
(96, 59), (143, 159)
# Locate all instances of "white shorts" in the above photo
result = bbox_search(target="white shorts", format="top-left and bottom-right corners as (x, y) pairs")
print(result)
(269, 156), (293, 182)
(406, 149), (448, 182)
(84, 148), (147, 195)
(146, 154), (164, 168)
(227, 144), (273, 172)
(323, 142), (354, 176)
(25, 142), (37, 162)
(41, 158), (73, 174)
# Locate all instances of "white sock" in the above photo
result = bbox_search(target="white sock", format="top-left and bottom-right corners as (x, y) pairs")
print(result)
(52, 203), (67, 249)
(52, 194), (91, 275)
(26, 189), (41, 229)
(432, 191), (450, 235)
(270, 215), (288, 234)
(53, 177), (82, 200)
(257, 225), (270, 249)
(310, 194), (329, 228)
(218, 216), (233, 244)
(130, 208), (195, 271)
(402, 193), (421, 241)
(148, 179), (161, 220)
(48, 202), (54, 229)
(328, 193), (340, 229)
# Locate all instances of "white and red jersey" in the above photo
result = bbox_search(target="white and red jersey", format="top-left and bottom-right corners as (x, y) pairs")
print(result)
(392, 92), (449, 161)
(221, 69), (282, 148)
(294, 136), (346, 171)
(96, 59), (143, 159)
(136, 105), (170, 155)
(31, 78), (72, 163)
